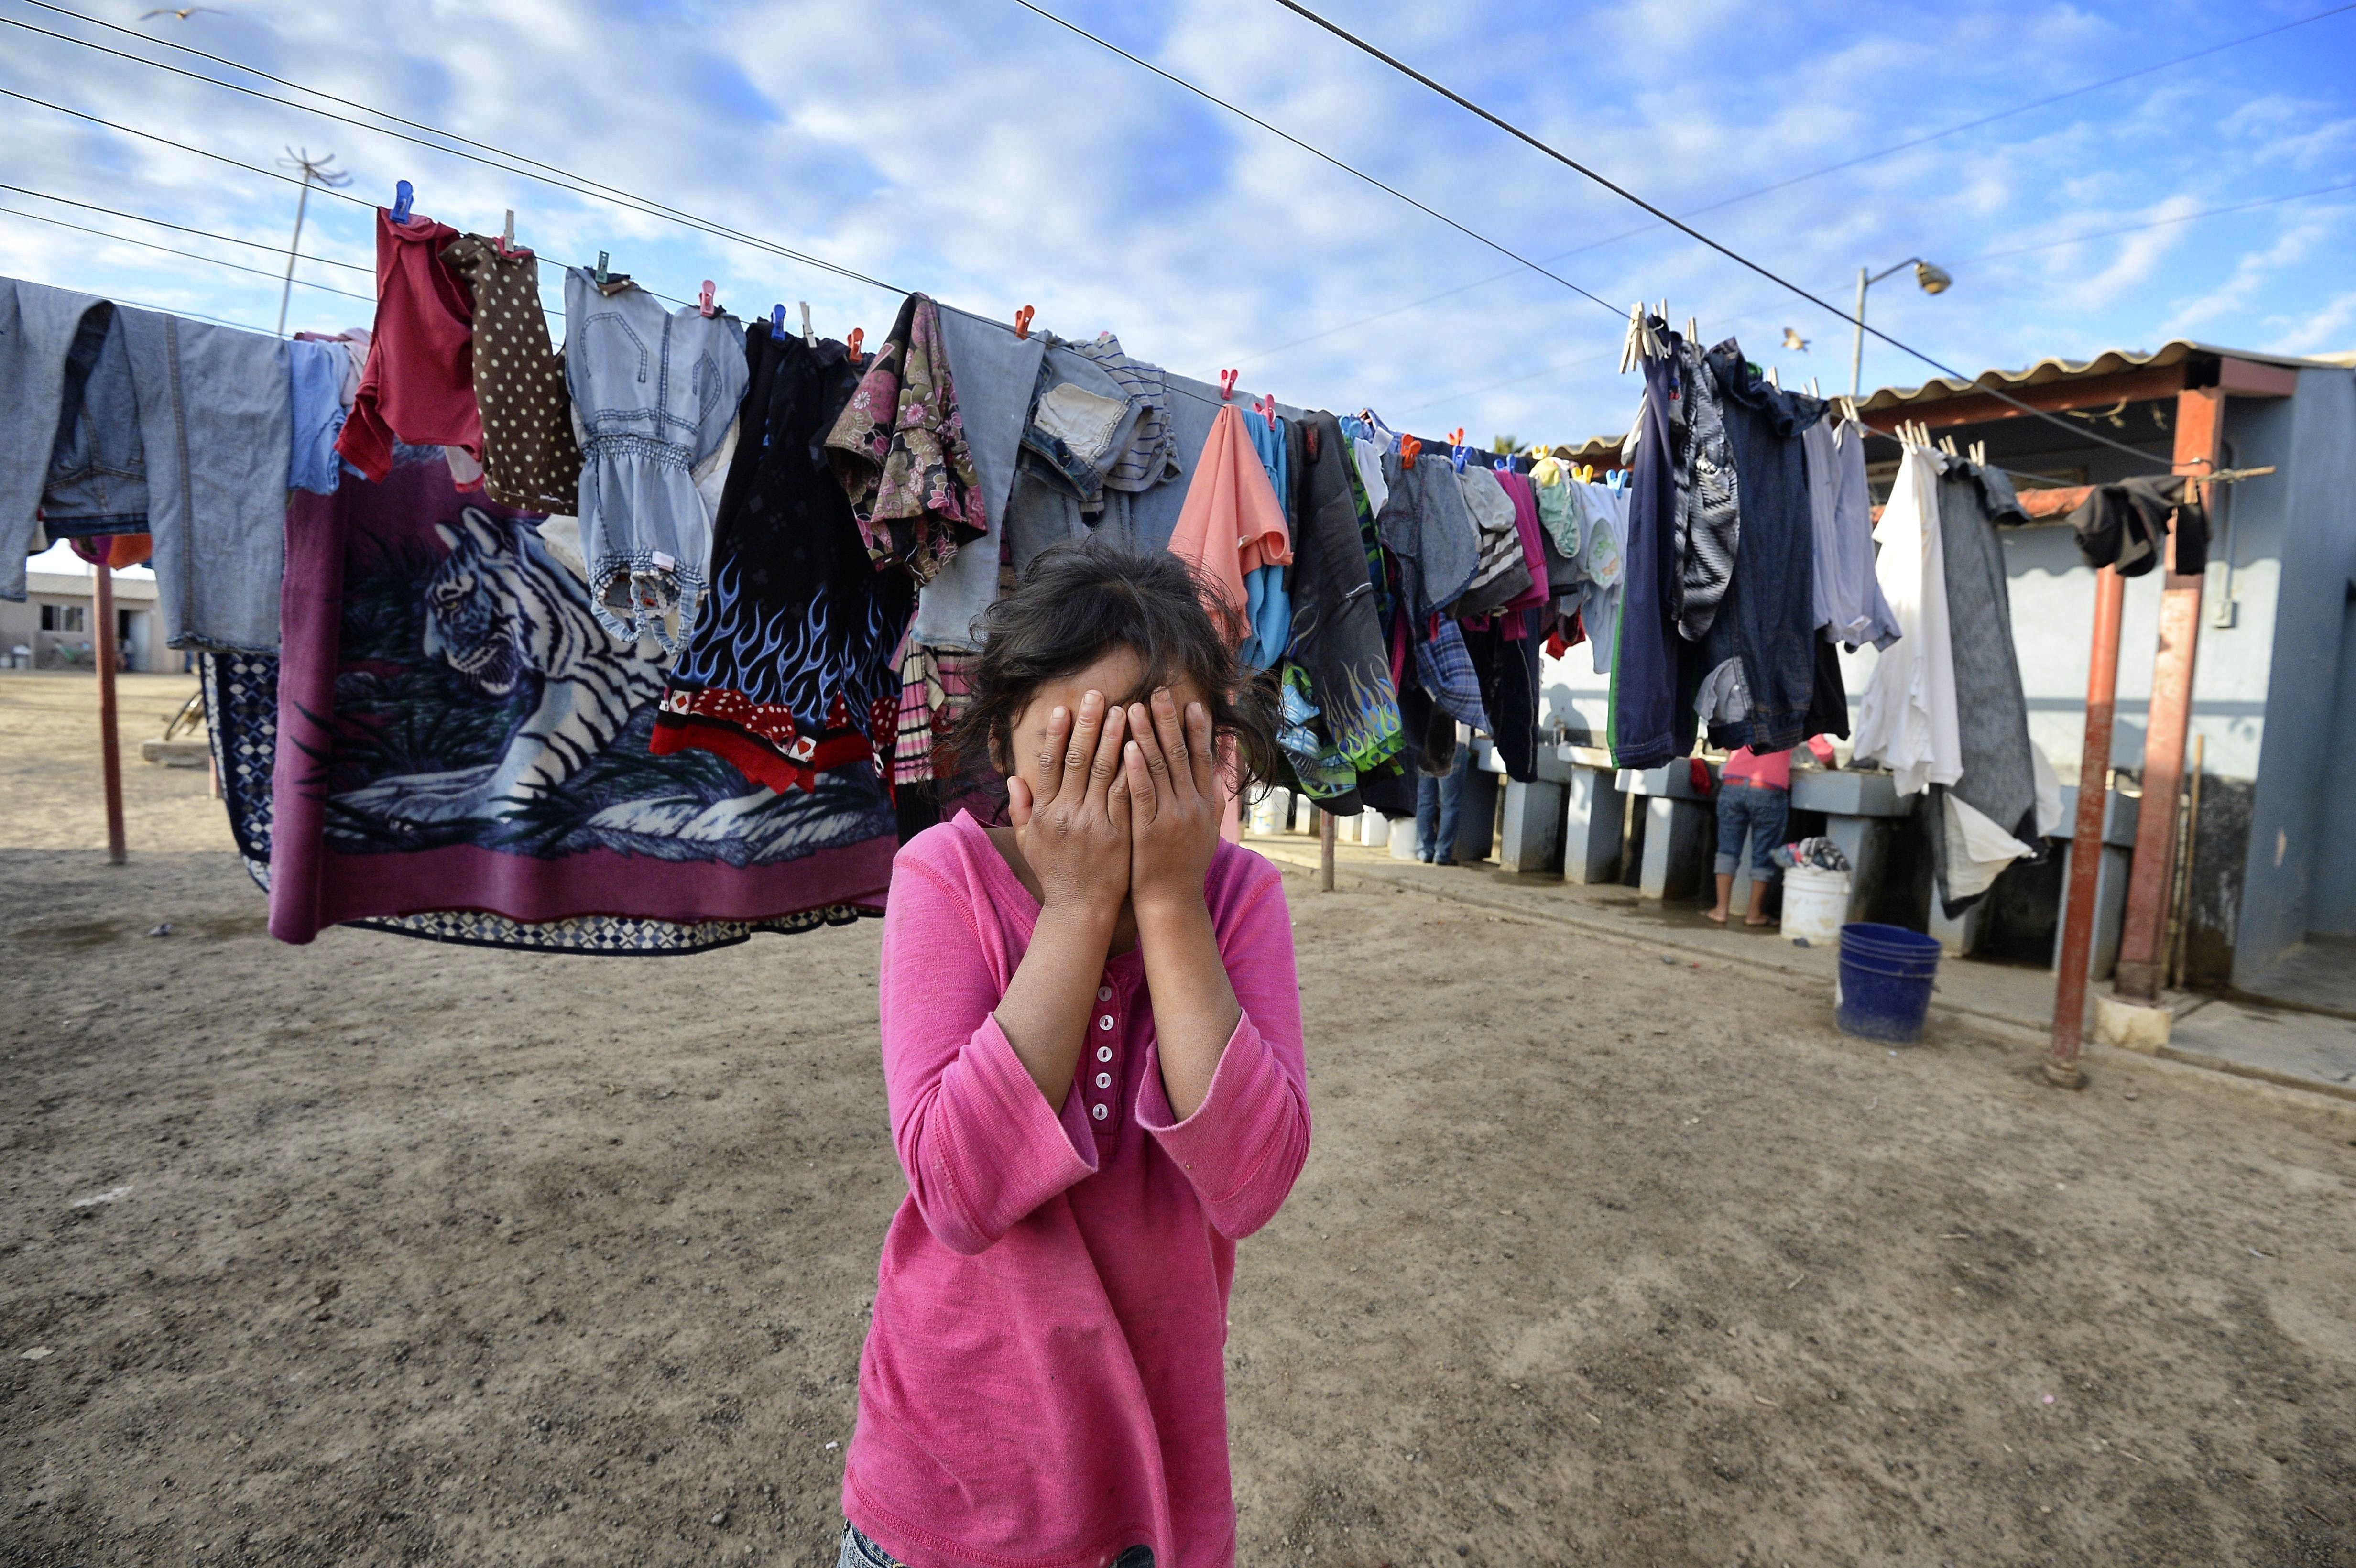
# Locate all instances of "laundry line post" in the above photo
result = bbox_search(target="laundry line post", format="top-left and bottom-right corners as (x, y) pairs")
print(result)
(1319, 806), (1336, 892)
(2048, 563), (2126, 1087)
(92, 560), (126, 866)
(2111, 386), (2224, 1002)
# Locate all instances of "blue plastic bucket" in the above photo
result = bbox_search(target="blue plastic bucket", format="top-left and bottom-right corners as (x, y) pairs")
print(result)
(1834, 922), (1942, 1043)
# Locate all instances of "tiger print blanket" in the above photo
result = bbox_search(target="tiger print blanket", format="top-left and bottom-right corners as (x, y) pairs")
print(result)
(231, 447), (898, 953)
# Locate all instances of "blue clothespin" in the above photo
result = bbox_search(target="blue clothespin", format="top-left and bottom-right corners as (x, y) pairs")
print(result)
(770, 305), (788, 341)
(389, 180), (414, 224)
(1494, 454), (1513, 474)
(594, 250), (610, 287)
(1451, 445), (1469, 474)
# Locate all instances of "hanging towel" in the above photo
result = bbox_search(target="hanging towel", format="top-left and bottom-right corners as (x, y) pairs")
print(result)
(336, 207), (480, 483)
(260, 447), (896, 947)
(1167, 402), (1290, 648)
(1850, 445), (1959, 796)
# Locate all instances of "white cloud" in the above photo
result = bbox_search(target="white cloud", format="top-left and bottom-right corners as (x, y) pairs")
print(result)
(1, 0), (2351, 441)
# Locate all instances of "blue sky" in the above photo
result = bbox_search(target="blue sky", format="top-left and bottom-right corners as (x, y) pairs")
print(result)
(4, 0), (2355, 455)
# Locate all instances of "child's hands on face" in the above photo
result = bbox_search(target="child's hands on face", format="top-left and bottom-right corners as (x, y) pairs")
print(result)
(1122, 688), (1221, 918)
(1005, 688), (1134, 918)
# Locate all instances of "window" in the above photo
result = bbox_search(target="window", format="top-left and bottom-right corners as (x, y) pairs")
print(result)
(40, 603), (87, 632)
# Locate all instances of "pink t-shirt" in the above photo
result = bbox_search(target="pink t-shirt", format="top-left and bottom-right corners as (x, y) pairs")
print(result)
(846, 812), (1310, 1568)
(1722, 737), (1834, 790)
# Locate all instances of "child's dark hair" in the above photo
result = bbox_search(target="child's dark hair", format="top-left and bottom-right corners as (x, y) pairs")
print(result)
(946, 539), (1281, 793)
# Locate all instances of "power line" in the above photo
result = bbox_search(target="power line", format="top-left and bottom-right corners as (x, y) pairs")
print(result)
(1238, 1), (2356, 364)
(0, 180), (374, 273)
(1266, 0), (2186, 472)
(5, 272), (277, 334)
(1004, 0), (1621, 321)
(0, 203), (379, 301)
(1973, 178), (2356, 262)
(1, 7), (907, 300)
(0, 94), (697, 317)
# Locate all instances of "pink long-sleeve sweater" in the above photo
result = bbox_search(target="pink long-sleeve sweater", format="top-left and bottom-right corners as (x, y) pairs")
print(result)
(844, 811), (1310, 1568)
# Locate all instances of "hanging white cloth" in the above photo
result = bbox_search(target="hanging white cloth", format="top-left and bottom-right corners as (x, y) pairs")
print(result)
(1941, 792), (2039, 904)
(1851, 444), (1959, 796)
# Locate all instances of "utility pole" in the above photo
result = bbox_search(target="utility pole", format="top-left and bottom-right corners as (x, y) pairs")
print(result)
(274, 148), (350, 338)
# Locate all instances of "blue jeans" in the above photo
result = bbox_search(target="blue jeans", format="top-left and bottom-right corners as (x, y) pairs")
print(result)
(842, 1524), (1151, 1568)
(1416, 742), (1472, 862)
(1714, 782), (1788, 877)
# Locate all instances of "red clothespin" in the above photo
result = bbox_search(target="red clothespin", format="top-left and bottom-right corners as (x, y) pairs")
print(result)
(1400, 435), (1423, 464)
(1448, 427), (1465, 448)
(1219, 369), (1239, 401)
(847, 327), (865, 365)
(1254, 392), (1277, 421)
(1014, 305), (1035, 340)
(697, 281), (716, 318)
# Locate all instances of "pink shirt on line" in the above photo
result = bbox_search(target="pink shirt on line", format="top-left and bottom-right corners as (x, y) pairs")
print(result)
(846, 812), (1310, 1568)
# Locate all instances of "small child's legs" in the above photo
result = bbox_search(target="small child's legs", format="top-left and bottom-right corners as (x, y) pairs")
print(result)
(1709, 783), (1789, 926)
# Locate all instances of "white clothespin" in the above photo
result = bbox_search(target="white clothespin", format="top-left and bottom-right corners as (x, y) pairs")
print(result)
(1620, 302), (1667, 373)
(1685, 316), (1700, 345)
(798, 302), (816, 348)
(1766, 365), (1781, 389)
(500, 208), (515, 256)
(1969, 440), (1988, 467)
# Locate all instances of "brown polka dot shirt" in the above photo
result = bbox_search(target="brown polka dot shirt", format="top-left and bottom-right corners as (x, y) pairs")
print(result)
(440, 235), (582, 513)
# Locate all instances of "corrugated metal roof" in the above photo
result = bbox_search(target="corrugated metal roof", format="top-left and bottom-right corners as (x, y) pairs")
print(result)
(1853, 339), (2336, 414)
(1554, 339), (2352, 462)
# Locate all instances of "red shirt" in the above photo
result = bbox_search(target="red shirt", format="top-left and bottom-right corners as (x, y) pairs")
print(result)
(848, 812), (1309, 1568)
(334, 208), (481, 481)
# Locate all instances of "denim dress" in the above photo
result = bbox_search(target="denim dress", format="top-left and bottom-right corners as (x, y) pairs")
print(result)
(563, 269), (748, 652)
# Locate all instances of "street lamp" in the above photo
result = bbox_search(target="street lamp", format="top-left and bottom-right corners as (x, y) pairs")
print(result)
(1850, 258), (1952, 397)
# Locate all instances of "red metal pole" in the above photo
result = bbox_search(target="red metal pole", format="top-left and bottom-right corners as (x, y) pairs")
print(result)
(2048, 564), (2125, 1088)
(93, 560), (126, 866)
(2112, 387), (2223, 1001)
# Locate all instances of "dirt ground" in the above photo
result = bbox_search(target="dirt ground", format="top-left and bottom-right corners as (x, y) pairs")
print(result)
(5, 670), (2355, 1568)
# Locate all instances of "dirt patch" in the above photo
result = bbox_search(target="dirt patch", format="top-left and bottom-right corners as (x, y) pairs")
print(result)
(4, 675), (2355, 1567)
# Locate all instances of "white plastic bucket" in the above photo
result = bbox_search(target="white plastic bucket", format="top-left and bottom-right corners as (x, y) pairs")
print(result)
(1780, 864), (1851, 946)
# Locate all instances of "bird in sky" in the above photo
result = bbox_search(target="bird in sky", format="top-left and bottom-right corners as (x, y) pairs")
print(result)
(139, 6), (219, 19)
(1781, 327), (1810, 353)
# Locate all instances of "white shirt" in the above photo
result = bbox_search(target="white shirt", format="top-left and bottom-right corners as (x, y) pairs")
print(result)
(1851, 445), (1958, 797)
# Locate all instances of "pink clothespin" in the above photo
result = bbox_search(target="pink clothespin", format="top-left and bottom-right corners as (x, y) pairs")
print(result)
(697, 281), (716, 318)
(1014, 305), (1035, 341)
(1254, 392), (1276, 421)
(847, 327), (865, 365)
(1219, 368), (1239, 401)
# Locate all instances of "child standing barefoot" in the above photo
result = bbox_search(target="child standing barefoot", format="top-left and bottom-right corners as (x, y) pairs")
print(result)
(840, 542), (1308, 1568)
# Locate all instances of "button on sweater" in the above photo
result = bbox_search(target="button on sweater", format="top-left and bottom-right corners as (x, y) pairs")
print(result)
(846, 811), (1310, 1568)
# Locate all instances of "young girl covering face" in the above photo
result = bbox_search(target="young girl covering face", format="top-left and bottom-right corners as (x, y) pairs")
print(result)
(839, 542), (1309, 1568)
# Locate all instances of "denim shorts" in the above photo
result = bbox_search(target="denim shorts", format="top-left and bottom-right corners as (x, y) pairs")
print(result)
(1714, 781), (1788, 877)
(841, 1524), (1151, 1568)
